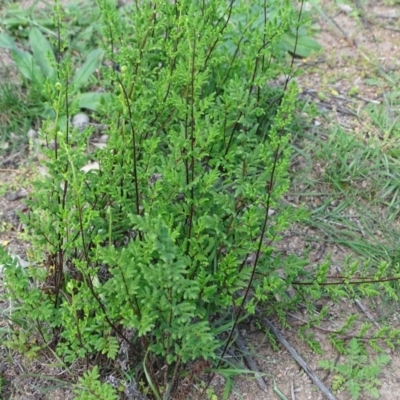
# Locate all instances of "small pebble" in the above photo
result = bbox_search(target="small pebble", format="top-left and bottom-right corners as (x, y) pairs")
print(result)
(80, 161), (100, 173)
(27, 129), (38, 139)
(338, 4), (353, 14)
(72, 113), (90, 131)
(99, 134), (109, 143)
(5, 188), (29, 201)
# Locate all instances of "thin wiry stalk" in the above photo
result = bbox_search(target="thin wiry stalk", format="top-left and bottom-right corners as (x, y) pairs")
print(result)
(203, 0), (235, 69)
(221, 35), (245, 87)
(202, 144), (282, 398)
(54, 4), (69, 307)
(186, 33), (197, 255)
(293, 275), (400, 286)
(145, 10), (183, 141)
(224, 26), (282, 156)
(257, 0), (268, 103)
(63, 158), (140, 355)
(201, 0), (306, 396)
(127, 8), (157, 100)
(284, 0), (305, 92)
(184, 96), (190, 186)
(116, 77), (141, 217)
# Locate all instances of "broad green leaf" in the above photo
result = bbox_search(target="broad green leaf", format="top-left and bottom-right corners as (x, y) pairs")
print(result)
(29, 27), (56, 82)
(11, 48), (44, 85)
(279, 33), (322, 58)
(76, 92), (112, 111)
(0, 33), (17, 49)
(295, 36), (322, 57)
(2, 17), (29, 30)
(73, 48), (103, 90)
(57, 114), (68, 131)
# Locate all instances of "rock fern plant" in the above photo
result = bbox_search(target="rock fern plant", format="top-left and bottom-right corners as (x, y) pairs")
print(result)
(1, 0), (305, 397)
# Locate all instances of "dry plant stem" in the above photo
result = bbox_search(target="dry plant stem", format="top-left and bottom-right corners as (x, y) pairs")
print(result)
(259, 312), (338, 400)
(321, 353), (341, 383)
(354, 299), (380, 329)
(0, 152), (22, 166)
(383, 26), (400, 33)
(355, 95), (380, 104)
(293, 274), (400, 286)
(234, 332), (267, 391)
(287, 312), (373, 341)
(324, 103), (358, 117)
(311, 2), (355, 44)
(13, 358), (25, 373)
(225, 348), (245, 368)
(200, 144), (283, 400)
(0, 168), (19, 172)
(335, 266), (381, 329)
(201, 1), (305, 395)
(313, 240), (327, 262)
(291, 377), (296, 400)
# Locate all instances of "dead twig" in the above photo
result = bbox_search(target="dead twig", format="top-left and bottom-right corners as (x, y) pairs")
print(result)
(291, 377), (296, 400)
(287, 312), (376, 341)
(318, 100), (359, 117)
(354, 95), (381, 105)
(312, 240), (327, 262)
(13, 358), (25, 373)
(234, 332), (267, 391)
(310, 3), (356, 45)
(0, 152), (21, 167)
(383, 26), (400, 33)
(258, 312), (338, 400)
(354, 299), (380, 329)
(300, 90), (359, 117)
(321, 352), (341, 383)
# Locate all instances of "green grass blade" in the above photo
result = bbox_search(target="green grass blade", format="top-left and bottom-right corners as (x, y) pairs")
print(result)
(11, 48), (44, 85)
(29, 27), (56, 82)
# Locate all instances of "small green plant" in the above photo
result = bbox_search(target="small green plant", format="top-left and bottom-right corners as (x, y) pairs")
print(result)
(348, 86), (359, 96)
(319, 339), (391, 399)
(73, 366), (118, 400)
(0, 0), (107, 141)
(0, 26), (105, 116)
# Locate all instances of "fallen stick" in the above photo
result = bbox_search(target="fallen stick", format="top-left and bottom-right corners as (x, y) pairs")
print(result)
(354, 299), (380, 329)
(259, 313), (338, 400)
(234, 332), (268, 391)
(291, 377), (296, 400)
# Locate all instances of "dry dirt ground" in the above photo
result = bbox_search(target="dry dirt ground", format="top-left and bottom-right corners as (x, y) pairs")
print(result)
(1, 0), (400, 399)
